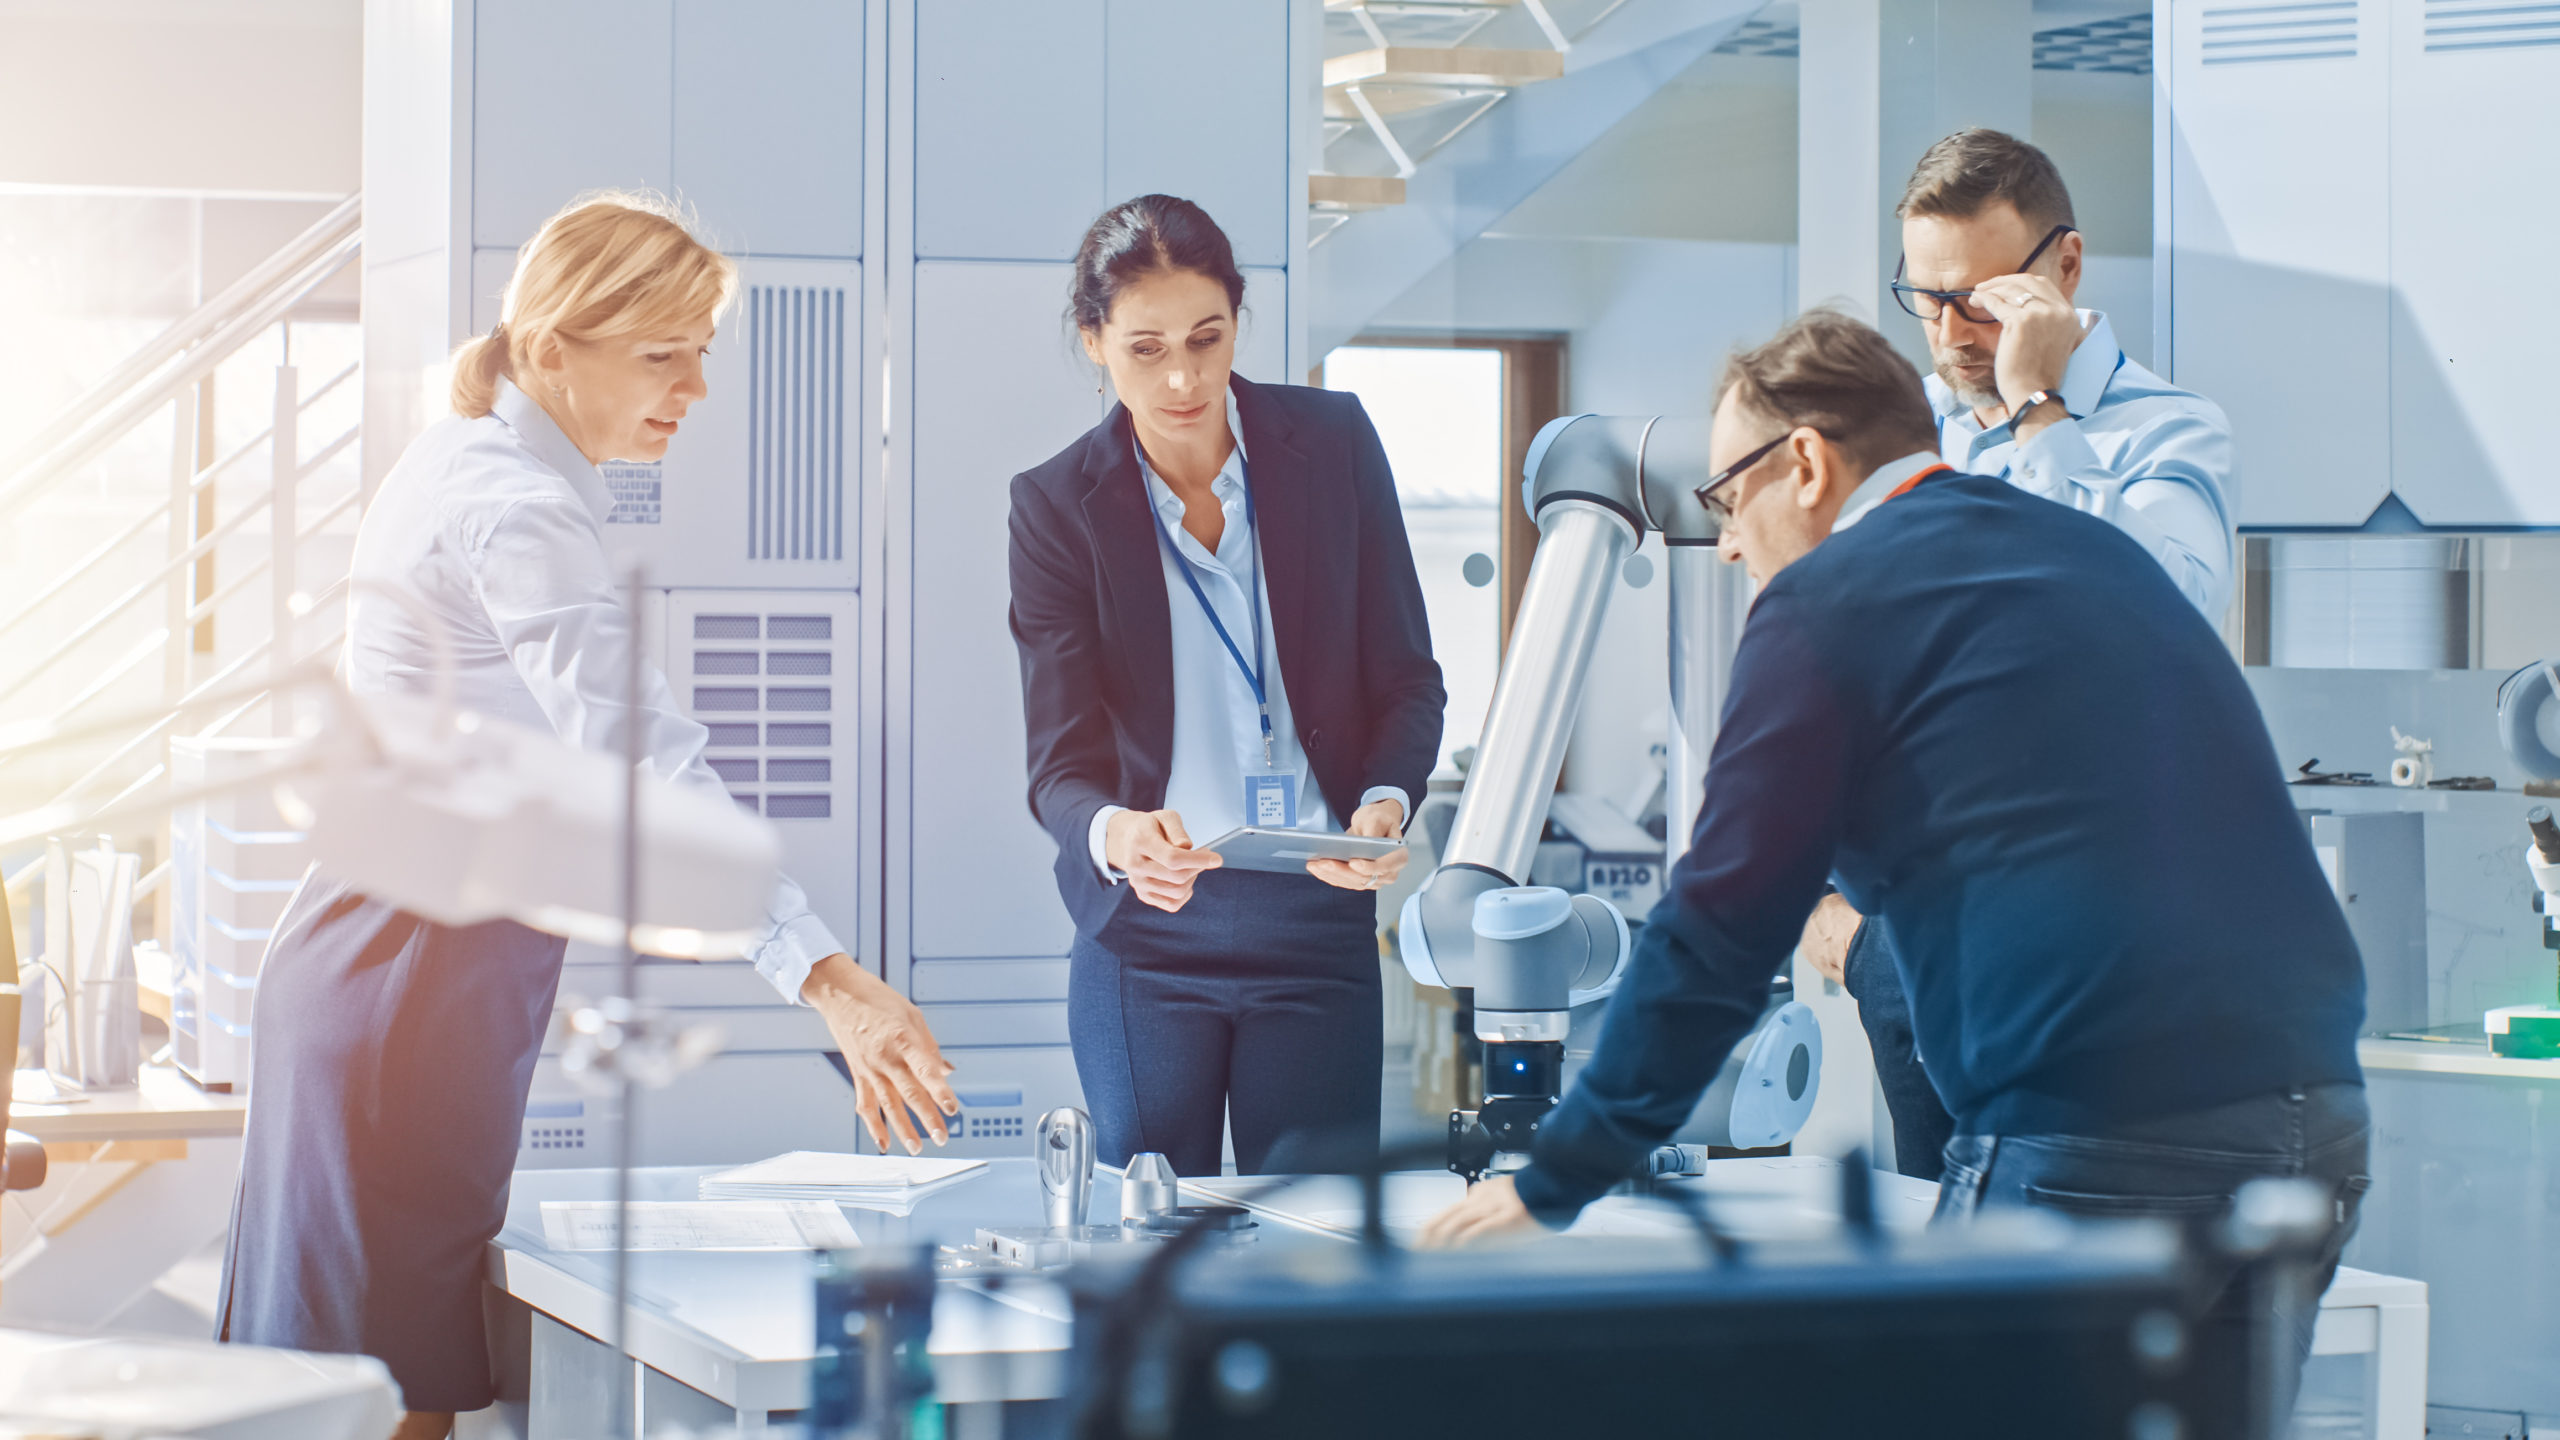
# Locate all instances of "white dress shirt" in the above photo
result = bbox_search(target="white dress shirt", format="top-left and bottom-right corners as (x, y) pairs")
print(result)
(346, 378), (843, 1003)
(1928, 310), (2238, 621)
(1087, 390), (1410, 881)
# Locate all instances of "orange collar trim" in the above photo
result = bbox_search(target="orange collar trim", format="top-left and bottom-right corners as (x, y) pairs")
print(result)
(1886, 462), (1955, 502)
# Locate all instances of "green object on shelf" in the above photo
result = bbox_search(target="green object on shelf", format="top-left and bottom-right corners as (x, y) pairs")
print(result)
(2485, 1004), (2560, 1059)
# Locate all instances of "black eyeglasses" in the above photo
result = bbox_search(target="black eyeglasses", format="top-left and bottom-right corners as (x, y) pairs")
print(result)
(1694, 432), (1791, 519)
(1891, 224), (2076, 324)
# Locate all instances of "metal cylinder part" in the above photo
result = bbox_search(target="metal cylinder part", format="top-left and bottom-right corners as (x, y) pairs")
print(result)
(1120, 1151), (1179, 1223)
(1036, 1106), (1095, 1228)
(1440, 500), (1638, 888)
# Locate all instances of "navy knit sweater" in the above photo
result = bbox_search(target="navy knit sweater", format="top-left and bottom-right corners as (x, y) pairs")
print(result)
(1515, 469), (2365, 1222)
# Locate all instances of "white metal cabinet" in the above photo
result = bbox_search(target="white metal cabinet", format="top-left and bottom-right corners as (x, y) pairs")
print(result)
(472, 0), (674, 250)
(914, 0), (1107, 260)
(1104, 0), (1293, 269)
(2167, 0), (2390, 527)
(672, 0), (864, 259)
(908, 260), (1100, 961)
(611, 257), (864, 588)
(2385, 0), (2560, 526)
(663, 588), (861, 927)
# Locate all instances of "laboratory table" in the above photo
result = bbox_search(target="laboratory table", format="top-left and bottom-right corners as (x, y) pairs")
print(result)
(487, 1155), (1935, 1436)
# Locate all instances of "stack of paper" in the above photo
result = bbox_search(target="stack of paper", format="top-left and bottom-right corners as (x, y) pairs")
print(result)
(539, 1200), (860, 1252)
(698, 1151), (988, 1213)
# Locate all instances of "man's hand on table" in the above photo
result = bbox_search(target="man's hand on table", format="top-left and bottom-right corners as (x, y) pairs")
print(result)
(802, 953), (959, 1155)
(1799, 892), (1862, 987)
(1416, 1174), (1543, 1249)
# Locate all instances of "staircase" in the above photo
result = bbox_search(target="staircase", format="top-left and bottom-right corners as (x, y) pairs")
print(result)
(0, 196), (364, 918)
(1314, 0), (1582, 240)
(1308, 0), (1766, 353)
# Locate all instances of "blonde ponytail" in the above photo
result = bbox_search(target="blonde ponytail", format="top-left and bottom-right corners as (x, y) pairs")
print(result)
(448, 191), (738, 419)
(448, 322), (512, 419)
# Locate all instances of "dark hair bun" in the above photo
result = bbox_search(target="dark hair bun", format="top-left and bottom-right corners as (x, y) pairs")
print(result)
(1068, 195), (1246, 333)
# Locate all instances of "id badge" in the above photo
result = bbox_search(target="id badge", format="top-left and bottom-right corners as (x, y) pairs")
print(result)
(1244, 772), (1298, 829)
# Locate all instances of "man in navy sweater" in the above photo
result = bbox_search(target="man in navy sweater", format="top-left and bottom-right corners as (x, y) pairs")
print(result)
(1421, 310), (2367, 1432)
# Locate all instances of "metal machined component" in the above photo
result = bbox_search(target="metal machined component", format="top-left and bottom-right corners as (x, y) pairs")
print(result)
(1036, 1107), (1095, 1229)
(1120, 1151), (1179, 1224)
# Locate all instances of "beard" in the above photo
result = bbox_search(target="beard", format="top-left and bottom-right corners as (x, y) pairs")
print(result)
(1932, 343), (2002, 412)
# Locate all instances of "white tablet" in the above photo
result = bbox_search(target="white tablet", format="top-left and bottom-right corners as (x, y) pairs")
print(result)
(1198, 827), (1407, 875)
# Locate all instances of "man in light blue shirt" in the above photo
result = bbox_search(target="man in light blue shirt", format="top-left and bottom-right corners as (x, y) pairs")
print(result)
(1807, 128), (2241, 1182)
(1892, 129), (2236, 620)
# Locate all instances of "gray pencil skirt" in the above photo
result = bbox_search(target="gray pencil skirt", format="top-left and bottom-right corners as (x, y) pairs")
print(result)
(215, 871), (567, 1412)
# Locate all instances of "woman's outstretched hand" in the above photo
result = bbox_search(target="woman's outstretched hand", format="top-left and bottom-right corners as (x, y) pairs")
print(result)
(802, 954), (959, 1155)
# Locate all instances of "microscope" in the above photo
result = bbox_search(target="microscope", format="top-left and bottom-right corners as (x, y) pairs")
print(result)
(2488, 806), (2560, 1059)
(1400, 415), (1820, 1180)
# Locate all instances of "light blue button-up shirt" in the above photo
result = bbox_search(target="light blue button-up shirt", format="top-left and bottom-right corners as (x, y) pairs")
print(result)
(1928, 310), (2237, 621)
(348, 379), (843, 1002)
(1086, 391), (1409, 880)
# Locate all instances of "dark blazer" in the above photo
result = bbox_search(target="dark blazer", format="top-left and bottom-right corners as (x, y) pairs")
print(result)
(1007, 374), (1446, 943)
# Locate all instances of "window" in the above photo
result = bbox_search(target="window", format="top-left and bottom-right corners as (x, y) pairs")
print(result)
(1320, 337), (1564, 777)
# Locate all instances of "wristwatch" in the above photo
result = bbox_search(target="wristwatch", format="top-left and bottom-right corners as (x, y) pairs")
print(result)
(2017, 389), (2064, 422)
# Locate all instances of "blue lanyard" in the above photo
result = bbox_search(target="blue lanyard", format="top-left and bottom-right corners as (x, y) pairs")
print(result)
(1146, 454), (1276, 769)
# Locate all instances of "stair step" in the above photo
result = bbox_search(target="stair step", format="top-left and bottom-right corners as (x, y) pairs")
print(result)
(1323, 44), (1563, 90)
(1309, 174), (1408, 210)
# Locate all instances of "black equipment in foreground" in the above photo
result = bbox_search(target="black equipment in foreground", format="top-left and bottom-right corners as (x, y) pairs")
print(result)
(1063, 1216), (2212, 1438)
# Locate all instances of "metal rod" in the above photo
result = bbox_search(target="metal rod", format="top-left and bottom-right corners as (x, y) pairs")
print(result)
(271, 364), (299, 734)
(612, 564), (646, 1440)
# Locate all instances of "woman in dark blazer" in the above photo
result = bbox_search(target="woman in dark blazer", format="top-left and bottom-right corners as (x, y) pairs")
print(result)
(1008, 195), (1445, 1176)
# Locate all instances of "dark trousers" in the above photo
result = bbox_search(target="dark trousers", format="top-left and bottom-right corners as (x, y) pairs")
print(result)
(1841, 918), (1955, 1181)
(1935, 1083), (2372, 1440)
(1070, 867), (1382, 1177)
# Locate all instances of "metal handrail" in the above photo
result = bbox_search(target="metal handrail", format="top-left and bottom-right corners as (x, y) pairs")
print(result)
(0, 360), (355, 649)
(0, 224), (361, 516)
(0, 194), (358, 501)
(0, 415), (358, 709)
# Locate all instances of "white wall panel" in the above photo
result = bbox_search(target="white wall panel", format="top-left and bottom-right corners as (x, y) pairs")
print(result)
(909, 261), (1101, 959)
(673, 0), (863, 258)
(914, 0), (1105, 259)
(472, 0), (673, 250)
(1103, 0), (1292, 269)
(2385, 3), (2560, 526)
(2167, 0), (2388, 527)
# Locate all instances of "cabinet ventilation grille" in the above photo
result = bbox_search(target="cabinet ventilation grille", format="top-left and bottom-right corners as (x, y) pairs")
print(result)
(690, 608), (837, 820)
(2425, 0), (2560, 51)
(748, 285), (847, 563)
(2200, 1), (2357, 65)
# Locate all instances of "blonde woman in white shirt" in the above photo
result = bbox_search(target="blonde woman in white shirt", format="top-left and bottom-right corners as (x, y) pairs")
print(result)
(215, 193), (954, 1440)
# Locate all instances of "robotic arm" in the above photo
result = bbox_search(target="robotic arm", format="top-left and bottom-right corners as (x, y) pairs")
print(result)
(1398, 415), (1820, 1179)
